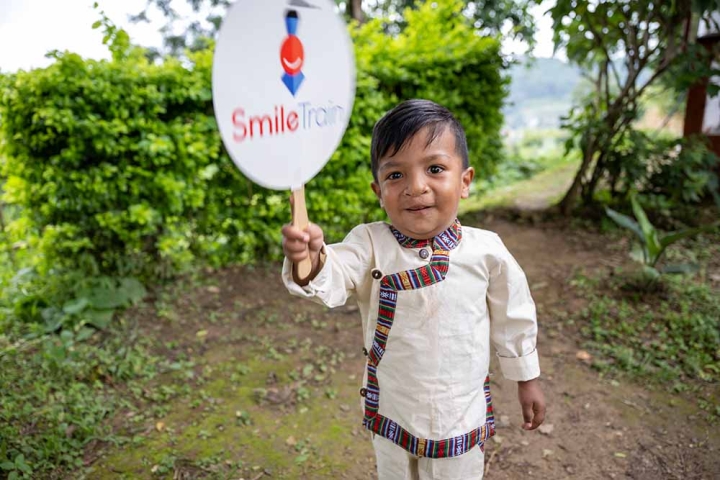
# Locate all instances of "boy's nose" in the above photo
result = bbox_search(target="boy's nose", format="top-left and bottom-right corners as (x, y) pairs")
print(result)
(404, 175), (429, 196)
(405, 175), (428, 197)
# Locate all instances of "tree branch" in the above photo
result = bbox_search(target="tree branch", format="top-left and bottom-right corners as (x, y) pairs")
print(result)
(584, 9), (623, 93)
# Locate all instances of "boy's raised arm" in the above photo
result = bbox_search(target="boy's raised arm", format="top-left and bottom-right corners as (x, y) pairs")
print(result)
(281, 224), (374, 309)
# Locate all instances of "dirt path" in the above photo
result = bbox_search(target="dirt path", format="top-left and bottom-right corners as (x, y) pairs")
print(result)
(87, 214), (720, 479)
(476, 214), (720, 480)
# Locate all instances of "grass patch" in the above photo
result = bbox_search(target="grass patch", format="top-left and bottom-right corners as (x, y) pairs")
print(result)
(0, 319), (159, 479)
(87, 344), (369, 479)
(568, 226), (720, 422)
(570, 267), (720, 391)
(569, 225), (720, 399)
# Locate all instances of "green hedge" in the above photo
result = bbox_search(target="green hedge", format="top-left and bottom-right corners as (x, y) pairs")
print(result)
(0, 0), (506, 283)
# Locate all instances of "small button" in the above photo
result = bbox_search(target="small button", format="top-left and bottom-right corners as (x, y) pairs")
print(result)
(419, 248), (430, 259)
(359, 387), (367, 397)
(371, 269), (382, 280)
(362, 347), (368, 357)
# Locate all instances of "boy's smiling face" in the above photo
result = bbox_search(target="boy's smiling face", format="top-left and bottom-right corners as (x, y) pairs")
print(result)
(371, 126), (474, 240)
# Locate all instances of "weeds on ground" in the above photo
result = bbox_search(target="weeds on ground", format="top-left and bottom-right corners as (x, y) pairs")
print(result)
(575, 274), (719, 383)
(569, 232), (720, 420)
(0, 320), (159, 478)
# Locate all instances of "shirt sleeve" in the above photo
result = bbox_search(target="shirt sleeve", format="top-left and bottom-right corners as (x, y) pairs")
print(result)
(281, 224), (373, 309)
(486, 234), (541, 382)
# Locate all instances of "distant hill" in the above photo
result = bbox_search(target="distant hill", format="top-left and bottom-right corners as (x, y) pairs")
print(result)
(503, 56), (583, 131)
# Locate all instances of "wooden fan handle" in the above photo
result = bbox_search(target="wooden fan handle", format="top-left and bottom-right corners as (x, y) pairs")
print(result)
(291, 186), (313, 280)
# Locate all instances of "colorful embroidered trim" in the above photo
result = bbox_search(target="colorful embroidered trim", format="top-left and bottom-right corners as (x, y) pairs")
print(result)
(362, 220), (496, 458)
(366, 377), (495, 458)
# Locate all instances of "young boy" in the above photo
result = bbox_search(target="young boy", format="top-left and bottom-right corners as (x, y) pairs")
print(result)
(281, 99), (545, 479)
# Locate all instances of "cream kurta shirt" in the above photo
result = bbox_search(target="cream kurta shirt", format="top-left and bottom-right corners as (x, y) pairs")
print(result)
(282, 221), (540, 442)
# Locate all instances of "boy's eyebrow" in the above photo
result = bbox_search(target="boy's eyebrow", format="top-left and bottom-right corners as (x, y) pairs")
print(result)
(377, 159), (401, 172)
(377, 153), (451, 172)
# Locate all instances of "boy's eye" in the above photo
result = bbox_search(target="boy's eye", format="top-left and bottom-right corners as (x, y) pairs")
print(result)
(387, 172), (402, 180)
(428, 165), (444, 174)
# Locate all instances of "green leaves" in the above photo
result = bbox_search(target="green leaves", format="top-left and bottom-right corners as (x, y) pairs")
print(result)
(0, 453), (32, 479)
(606, 194), (720, 276)
(578, 272), (720, 383)
(0, 0), (506, 282)
(0, 313), (158, 478)
(547, 0), (720, 211)
(605, 207), (644, 245)
(630, 194), (662, 266)
(7, 273), (147, 334)
(1, 50), (218, 279)
(78, 277), (147, 311)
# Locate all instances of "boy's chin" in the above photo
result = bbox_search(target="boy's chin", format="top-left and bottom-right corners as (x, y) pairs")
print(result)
(390, 221), (449, 241)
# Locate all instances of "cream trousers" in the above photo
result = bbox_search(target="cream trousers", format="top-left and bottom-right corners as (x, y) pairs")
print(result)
(373, 435), (485, 480)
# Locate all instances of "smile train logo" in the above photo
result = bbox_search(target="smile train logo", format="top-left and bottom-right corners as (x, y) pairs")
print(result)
(281, 9), (305, 96)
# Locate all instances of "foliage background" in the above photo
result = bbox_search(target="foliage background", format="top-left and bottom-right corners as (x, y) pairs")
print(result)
(0, 0), (506, 286)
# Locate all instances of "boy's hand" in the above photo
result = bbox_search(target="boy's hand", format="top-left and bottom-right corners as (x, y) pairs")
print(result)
(282, 223), (324, 284)
(517, 378), (546, 430)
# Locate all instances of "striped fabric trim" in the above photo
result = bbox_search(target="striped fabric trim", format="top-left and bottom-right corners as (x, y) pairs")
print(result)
(389, 220), (461, 251)
(362, 220), (497, 457)
(363, 376), (496, 458)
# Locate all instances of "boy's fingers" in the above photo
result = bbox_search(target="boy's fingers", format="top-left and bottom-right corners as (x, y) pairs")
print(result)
(306, 223), (324, 250)
(283, 238), (308, 256)
(520, 401), (546, 430)
(531, 402), (546, 429)
(283, 239), (308, 254)
(287, 252), (309, 262)
(521, 402), (534, 430)
(282, 224), (310, 242)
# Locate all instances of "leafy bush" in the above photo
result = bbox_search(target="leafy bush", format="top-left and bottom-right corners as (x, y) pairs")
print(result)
(0, 49), (222, 281)
(355, 0), (507, 172)
(0, 0), (506, 287)
(643, 135), (720, 207)
(603, 130), (720, 209)
(1, 267), (146, 335)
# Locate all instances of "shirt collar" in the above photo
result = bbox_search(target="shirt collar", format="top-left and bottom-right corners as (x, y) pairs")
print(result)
(389, 219), (463, 251)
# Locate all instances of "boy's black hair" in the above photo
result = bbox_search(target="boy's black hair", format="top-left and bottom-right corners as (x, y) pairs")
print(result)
(370, 99), (469, 182)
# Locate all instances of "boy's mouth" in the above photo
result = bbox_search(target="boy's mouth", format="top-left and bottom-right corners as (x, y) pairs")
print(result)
(406, 205), (433, 212)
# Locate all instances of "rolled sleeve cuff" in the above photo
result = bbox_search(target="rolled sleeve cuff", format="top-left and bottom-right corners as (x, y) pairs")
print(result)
(497, 349), (540, 382)
(281, 250), (331, 298)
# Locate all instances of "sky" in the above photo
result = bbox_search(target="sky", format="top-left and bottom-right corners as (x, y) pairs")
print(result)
(0, 0), (558, 73)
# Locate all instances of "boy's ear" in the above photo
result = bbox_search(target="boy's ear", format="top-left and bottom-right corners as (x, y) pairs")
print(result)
(460, 167), (475, 199)
(371, 181), (382, 201)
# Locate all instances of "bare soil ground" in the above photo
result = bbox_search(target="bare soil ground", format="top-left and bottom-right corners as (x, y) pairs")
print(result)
(86, 211), (720, 480)
(472, 212), (720, 480)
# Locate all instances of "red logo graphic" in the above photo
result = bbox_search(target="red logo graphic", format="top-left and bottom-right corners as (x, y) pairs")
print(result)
(281, 9), (305, 96)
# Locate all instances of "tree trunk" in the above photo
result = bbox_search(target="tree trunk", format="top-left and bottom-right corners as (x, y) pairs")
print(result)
(349, 0), (364, 22)
(585, 151), (607, 204)
(559, 136), (597, 215)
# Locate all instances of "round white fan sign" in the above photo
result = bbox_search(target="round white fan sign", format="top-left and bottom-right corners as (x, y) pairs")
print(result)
(212, 0), (356, 190)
